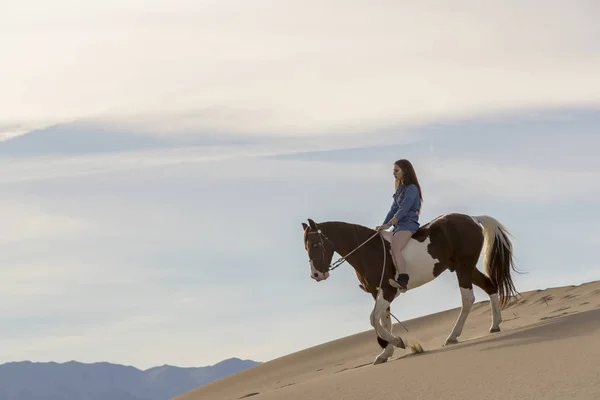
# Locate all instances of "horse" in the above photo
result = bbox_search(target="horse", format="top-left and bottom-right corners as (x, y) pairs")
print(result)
(301, 212), (520, 365)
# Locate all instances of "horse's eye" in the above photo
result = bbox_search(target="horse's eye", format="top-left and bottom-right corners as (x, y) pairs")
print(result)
(312, 243), (319, 247)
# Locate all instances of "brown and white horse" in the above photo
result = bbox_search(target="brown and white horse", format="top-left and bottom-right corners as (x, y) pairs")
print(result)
(301, 213), (520, 365)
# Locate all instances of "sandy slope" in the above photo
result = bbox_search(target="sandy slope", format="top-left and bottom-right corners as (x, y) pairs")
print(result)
(176, 281), (600, 400)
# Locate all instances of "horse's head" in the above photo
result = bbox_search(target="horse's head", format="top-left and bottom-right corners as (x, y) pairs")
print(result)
(302, 218), (335, 282)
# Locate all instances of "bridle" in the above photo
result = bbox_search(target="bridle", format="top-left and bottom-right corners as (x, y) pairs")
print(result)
(306, 229), (334, 271)
(307, 228), (384, 281)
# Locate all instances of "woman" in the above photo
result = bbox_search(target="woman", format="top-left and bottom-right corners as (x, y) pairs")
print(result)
(375, 159), (423, 292)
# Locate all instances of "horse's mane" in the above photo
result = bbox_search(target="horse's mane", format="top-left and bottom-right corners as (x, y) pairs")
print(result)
(319, 220), (386, 249)
(320, 220), (374, 235)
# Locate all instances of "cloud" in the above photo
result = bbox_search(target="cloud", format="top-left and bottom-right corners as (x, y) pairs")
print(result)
(421, 157), (600, 205)
(0, 127), (423, 182)
(0, 127), (32, 142)
(2, 1), (599, 133)
(4, 104), (598, 190)
(0, 200), (87, 243)
(0, 122), (171, 155)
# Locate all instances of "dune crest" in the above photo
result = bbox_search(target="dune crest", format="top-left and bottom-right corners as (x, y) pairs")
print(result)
(177, 281), (600, 400)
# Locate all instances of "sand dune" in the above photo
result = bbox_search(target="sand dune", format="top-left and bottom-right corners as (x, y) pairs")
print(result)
(176, 281), (600, 400)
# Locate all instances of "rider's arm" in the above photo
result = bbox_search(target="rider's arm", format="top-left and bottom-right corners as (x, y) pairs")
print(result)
(382, 200), (398, 225)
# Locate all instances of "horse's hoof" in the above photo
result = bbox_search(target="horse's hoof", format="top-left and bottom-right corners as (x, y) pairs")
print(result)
(373, 356), (388, 365)
(490, 326), (501, 333)
(444, 337), (458, 346)
(391, 336), (405, 349)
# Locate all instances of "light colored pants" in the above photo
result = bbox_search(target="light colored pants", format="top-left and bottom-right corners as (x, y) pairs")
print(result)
(391, 230), (413, 276)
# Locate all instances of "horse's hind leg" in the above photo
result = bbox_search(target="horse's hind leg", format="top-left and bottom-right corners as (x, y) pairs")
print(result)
(472, 268), (502, 333)
(444, 264), (476, 346)
(374, 306), (395, 365)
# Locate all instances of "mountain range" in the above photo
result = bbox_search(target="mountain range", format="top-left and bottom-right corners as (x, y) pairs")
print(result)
(0, 358), (261, 400)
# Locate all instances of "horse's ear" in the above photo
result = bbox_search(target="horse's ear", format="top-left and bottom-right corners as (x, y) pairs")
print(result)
(302, 222), (309, 231)
(307, 218), (318, 230)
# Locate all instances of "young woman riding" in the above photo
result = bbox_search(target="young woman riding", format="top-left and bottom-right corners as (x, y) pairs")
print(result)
(375, 159), (423, 292)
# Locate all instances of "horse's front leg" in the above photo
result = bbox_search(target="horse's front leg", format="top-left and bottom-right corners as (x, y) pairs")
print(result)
(370, 291), (405, 349)
(373, 306), (396, 365)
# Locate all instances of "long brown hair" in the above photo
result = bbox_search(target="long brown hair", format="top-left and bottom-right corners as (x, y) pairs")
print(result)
(394, 159), (423, 207)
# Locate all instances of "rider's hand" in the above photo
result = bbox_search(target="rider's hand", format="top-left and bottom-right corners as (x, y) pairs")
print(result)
(375, 223), (390, 232)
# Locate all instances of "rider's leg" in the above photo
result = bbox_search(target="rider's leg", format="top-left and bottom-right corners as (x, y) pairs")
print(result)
(389, 230), (413, 291)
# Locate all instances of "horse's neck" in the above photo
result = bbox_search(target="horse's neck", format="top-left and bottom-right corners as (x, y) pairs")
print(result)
(320, 221), (351, 253)
(321, 222), (369, 273)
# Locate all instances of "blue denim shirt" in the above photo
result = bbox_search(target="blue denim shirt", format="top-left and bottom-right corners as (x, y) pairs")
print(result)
(382, 183), (421, 232)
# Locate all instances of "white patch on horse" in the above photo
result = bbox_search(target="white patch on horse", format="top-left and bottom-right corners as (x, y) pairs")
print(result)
(310, 260), (328, 281)
(370, 292), (403, 347)
(403, 237), (439, 289)
(382, 233), (439, 290)
(445, 287), (475, 345)
(374, 309), (395, 364)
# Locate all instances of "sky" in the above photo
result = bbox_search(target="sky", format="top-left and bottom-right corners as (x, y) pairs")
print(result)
(1, 0), (600, 369)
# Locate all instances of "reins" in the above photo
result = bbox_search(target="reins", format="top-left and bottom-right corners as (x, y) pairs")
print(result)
(328, 231), (380, 271)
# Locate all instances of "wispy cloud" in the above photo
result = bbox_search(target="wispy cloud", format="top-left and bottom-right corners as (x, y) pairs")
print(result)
(422, 158), (600, 205)
(0, 127), (423, 182)
(0, 201), (87, 243)
(3, 1), (599, 133)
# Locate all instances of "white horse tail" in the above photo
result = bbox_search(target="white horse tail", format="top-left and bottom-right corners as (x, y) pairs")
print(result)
(473, 215), (520, 307)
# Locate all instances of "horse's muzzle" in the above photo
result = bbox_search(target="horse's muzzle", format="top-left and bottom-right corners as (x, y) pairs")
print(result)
(311, 270), (330, 281)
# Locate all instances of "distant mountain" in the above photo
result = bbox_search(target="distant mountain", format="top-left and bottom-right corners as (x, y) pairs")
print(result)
(0, 358), (261, 400)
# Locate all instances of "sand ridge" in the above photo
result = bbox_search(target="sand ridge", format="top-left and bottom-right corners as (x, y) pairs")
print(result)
(176, 281), (600, 400)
